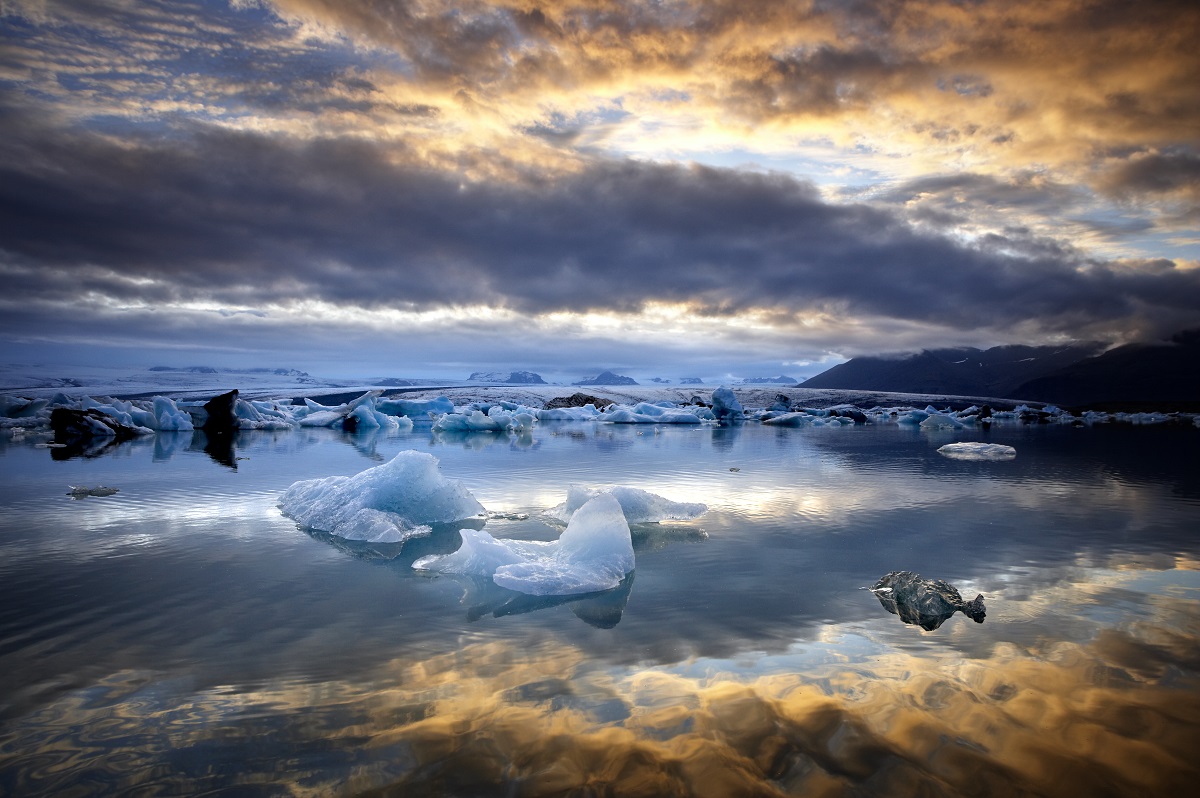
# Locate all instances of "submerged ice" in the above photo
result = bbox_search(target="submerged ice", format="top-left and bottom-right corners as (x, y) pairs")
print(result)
(415, 494), (636, 596)
(548, 484), (708, 524)
(279, 450), (484, 543)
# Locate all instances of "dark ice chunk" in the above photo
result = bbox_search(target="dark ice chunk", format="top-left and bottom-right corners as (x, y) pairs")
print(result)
(868, 570), (986, 631)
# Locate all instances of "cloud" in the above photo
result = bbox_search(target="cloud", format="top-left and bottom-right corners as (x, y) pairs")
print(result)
(1, 117), (1198, 348)
(1, 0), (1198, 373)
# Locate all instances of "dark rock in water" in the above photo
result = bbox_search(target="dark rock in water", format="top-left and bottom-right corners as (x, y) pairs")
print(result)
(868, 570), (986, 631)
(50, 408), (141, 442)
(832, 407), (868, 424)
(201, 389), (238, 433)
(544, 393), (612, 410)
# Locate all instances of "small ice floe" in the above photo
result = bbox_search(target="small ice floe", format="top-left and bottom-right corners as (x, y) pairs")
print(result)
(278, 450), (484, 544)
(937, 442), (1016, 461)
(67, 485), (119, 498)
(867, 570), (986, 631)
(602, 402), (703, 424)
(414, 494), (634, 596)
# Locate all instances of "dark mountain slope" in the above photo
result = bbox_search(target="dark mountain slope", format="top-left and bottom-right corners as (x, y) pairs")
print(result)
(1014, 330), (1200, 408)
(802, 343), (1103, 397)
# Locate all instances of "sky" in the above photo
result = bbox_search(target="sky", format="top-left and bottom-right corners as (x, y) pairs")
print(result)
(1, 0), (1198, 382)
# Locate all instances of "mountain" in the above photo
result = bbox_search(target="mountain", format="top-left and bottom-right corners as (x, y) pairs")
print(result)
(574, 370), (638, 386)
(801, 343), (1104, 397)
(1013, 330), (1200, 408)
(468, 370), (547, 384)
(741, 375), (798, 385)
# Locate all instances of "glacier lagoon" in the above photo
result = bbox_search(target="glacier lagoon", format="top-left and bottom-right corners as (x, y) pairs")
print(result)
(1, 420), (1199, 796)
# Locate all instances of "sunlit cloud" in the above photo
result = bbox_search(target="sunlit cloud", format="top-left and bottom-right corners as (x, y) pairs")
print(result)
(0, 0), (1197, 374)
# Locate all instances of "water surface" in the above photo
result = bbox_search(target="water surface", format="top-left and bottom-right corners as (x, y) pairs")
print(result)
(1, 422), (1198, 795)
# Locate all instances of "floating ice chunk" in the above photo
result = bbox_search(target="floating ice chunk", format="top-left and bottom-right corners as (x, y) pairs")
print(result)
(920, 412), (964, 430)
(434, 409), (505, 432)
(376, 396), (454, 419)
(279, 450), (484, 542)
(937, 442), (1017, 461)
(603, 405), (702, 424)
(495, 495), (634, 595)
(1, 396), (49, 418)
(328, 508), (428, 543)
(711, 387), (743, 421)
(417, 499), (633, 590)
(432, 406), (535, 432)
(416, 495), (634, 596)
(536, 405), (602, 421)
(548, 484), (707, 524)
(762, 412), (815, 427)
(867, 570), (986, 631)
(298, 409), (347, 427)
(413, 528), (531, 574)
(153, 396), (194, 430)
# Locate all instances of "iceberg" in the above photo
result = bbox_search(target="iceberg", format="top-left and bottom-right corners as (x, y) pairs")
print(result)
(535, 405), (602, 422)
(602, 404), (703, 424)
(937, 442), (1017, 461)
(152, 396), (194, 430)
(415, 494), (635, 596)
(279, 450), (485, 543)
(761, 411), (850, 427)
(375, 396), (454, 419)
(432, 406), (536, 433)
(920, 412), (964, 430)
(711, 386), (744, 421)
(547, 484), (707, 524)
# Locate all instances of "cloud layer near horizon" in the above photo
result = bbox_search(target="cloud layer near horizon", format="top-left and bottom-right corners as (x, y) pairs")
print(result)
(1, 0), (1198, 377)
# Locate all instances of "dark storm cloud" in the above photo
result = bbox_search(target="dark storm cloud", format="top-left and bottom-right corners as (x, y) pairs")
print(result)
(1098, 151), (1200, 223)
(2, 118), (1198, 343)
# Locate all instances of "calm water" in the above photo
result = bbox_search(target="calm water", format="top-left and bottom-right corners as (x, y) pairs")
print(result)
(1, 421), (1198, 796)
